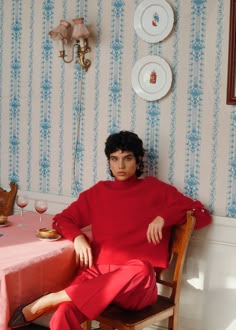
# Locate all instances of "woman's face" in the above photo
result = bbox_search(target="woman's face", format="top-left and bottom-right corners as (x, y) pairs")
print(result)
(109, 150), (137, 181)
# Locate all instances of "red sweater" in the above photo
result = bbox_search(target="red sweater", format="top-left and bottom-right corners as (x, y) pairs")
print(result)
(52, 176), (212, 269)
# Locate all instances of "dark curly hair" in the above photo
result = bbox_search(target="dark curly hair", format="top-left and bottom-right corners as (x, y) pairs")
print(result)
(104, 131), (145, 177)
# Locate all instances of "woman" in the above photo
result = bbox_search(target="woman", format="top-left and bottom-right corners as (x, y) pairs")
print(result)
(9, 131), (212, 329)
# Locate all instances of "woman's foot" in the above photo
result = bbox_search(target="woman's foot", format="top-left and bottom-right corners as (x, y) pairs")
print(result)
(8, 290), (70, 328)
(8, 293), (51, 328)
(21, 293), (53, 321)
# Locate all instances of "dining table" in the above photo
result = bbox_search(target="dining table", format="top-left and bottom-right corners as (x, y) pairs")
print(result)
(0, 211), (81, 330)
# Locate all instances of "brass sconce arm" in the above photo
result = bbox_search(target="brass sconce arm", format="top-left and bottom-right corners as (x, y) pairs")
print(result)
(59, 49), (73, 64)
(58, 39), (91, 71)
(76, 39), (91, 71)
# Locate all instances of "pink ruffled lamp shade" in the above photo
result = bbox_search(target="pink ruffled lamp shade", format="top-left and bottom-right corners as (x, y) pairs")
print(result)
(71, 18), (89, 44)
(49, 20), (71, 41)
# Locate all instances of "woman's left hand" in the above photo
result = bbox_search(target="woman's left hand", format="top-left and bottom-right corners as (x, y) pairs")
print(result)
(146, 216), (164, 244)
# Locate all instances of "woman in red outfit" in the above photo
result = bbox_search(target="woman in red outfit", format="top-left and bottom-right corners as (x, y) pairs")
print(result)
(9, 131), (212, 329)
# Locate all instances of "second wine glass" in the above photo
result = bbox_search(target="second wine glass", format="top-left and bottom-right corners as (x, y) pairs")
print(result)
(34, 199), (48, 222)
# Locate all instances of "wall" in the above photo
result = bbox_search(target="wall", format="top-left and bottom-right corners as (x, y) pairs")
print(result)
(0, 1), (236, 329)
(0, 0), (235, 217)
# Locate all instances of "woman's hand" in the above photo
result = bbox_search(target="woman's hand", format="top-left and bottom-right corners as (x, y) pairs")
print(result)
(73, 234), (93, 268)
(146, 216), (165, 245)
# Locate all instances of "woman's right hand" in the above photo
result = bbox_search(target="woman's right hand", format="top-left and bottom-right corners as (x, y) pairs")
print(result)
(73, 234), (93, 268)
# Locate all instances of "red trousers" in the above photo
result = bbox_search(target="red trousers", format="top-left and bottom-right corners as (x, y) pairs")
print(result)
(50, 259), (157, 330)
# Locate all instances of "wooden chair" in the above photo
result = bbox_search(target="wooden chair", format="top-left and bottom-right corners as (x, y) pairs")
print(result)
(0, 182), (18, 221)
(82, 211), (195, 330)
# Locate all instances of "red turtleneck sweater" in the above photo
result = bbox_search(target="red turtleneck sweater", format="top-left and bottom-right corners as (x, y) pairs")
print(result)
(52, 176), (211, 269)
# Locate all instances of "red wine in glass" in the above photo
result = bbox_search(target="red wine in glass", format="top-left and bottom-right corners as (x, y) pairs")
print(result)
(16, 195), (29, 216)
(34, 200), (48, 222)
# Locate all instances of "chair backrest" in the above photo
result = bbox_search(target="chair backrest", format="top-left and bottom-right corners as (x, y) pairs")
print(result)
(0, 182), (18, 217)
(156, 211), (196, 303)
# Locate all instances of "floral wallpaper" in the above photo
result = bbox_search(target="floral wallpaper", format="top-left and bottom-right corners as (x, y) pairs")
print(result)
(0, 0), (235, 217)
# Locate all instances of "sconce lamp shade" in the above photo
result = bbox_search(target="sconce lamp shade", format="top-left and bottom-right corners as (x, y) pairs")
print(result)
(49, 20), (71, 41)
(71, 18), (89, 41)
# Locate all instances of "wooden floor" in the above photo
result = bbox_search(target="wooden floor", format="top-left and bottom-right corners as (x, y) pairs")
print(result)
(15, 324), (49, 330)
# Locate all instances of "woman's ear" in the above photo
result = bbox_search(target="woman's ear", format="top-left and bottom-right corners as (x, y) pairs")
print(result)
(136, 157), (142, 169)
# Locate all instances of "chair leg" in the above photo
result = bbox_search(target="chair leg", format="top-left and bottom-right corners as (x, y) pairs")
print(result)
(168, 316), (173, 330)
(82, 320), (92, 330)
(168, 312), (178, 330)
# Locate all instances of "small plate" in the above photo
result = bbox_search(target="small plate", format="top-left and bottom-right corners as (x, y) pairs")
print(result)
(132, 55), (172, 101)
(0, 221), (11, 228)
(134, 0), (174, 43)
(36, 233), (61, 242)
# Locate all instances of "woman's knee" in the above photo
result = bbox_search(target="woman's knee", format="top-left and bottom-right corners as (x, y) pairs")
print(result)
(127, 259), (155, 278)
(55, 301), (76, 314)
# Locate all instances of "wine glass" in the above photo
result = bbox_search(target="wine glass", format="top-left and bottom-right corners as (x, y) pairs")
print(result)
(16, 195), (29, 216)
(34, 199), (48, 223)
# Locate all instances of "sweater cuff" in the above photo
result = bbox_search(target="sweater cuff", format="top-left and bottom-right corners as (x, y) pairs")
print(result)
(52, 219), (84, 242)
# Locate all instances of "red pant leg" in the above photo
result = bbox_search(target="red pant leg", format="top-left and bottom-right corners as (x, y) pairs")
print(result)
(112, 260), (157, 310)
(66, 259), (157, 319)
(50, 302), (86, 330)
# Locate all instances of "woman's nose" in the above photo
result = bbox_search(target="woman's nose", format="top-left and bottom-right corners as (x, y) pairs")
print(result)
(118, 160), (125, 168)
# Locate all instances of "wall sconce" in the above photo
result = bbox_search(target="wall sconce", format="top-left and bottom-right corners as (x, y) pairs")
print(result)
(49, 18), (91, 71)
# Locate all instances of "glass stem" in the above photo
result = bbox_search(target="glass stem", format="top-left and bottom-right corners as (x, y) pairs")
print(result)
(20, 209), (23, 217)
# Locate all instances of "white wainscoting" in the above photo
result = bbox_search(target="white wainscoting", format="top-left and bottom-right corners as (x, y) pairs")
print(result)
(145, 216), (236, 330)
(16, 191), (236, 330)
(178, 216), (236, 330)
(14, 190), (76, 216)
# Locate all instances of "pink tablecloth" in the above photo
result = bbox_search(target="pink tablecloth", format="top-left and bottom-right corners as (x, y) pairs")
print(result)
(0, 212), (76, 330)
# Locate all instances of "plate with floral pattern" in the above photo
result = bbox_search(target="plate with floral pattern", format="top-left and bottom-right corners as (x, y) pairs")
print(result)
(134, 0), (174, 43)
(132, 55), (172, 101)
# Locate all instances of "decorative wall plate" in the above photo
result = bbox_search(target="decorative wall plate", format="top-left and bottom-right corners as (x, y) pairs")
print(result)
(134, 0), (174, 43)
(131, 55), (172, 101)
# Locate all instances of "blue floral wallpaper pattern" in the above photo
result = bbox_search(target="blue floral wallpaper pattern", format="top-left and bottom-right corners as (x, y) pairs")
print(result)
(0, 0), (235, 218)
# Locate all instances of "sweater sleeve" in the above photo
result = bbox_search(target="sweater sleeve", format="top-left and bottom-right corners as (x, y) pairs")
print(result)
(155, 180), (212, 229)
(52, 191), (91, 241)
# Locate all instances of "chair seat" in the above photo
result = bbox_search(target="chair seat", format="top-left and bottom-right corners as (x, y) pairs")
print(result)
(98, 295), (175, 327)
